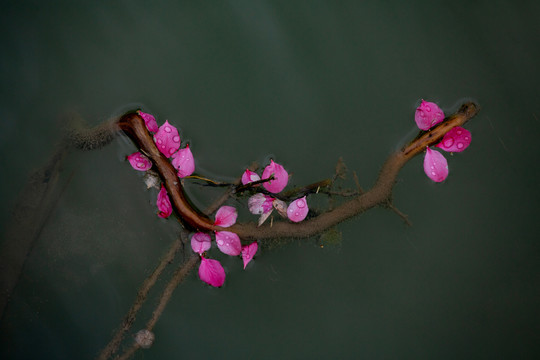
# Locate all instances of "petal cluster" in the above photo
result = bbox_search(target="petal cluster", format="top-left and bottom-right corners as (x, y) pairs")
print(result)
(414, 100), (471, 182)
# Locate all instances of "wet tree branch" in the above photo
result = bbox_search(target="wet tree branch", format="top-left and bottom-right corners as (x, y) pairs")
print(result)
(118, 102), (480, 241)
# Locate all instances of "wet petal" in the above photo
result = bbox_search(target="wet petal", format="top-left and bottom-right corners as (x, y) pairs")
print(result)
(157, 185), (172, 218)
(153, 120), (181, 158)
(415, 100), (445, 130)
(248, 194), (274, 215)
(199, 257), (225, 287)
(241, 169), (261, 185)
(241, 242), (258, 269)
(138, 111), (159, 133)
(171, 145), (195, 178)
(435, 126), (471, 153)
(191, 232), (212, 255)
(262, 160), (289, 193)
(127, 151), (152, 171)
(214, 206), (237, 227)
(287, 196), (309, 222)
(423, 147), (448, 182)
(215, 231), (242, 256)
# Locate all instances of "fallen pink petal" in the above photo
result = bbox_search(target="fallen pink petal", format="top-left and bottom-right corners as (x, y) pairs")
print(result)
(127, 151), (152, 171)
(153, 120), (181, 158)
(156, 185), (173, 218)
(241, 169), (261, 185)
(241, 242), (258, 269)
(191, 232), (212, 255)
(138, 110), (159, 133)
(423, 147), (449, 182)
(287, 196), (309, 222)
(248, 194), (274, 215)
(171, 145), (195, 178)
(214, 206), (237, 227)
(415, 99), (445, 131)
(435, 126), (471, 153)
(198, 257), (226, 287)
(215, 231), (242, 256)
(262, 160), (289, 193)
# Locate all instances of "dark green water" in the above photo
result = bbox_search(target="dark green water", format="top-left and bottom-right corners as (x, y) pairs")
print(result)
(1, 1), (539, 359)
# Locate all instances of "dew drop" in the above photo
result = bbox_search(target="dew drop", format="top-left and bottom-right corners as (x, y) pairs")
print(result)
(137, 162), (145, 168)
(169, 148), (176, 154)
(431, 171), (436, 176)
(457, 142), (464, 149)
(297, 200), (306, 208)
(456, 130), (462, 135)
(217, 239), (224, 246)
(464, 136), (470, 141)
(173, 135), (180, 142)
(164, 126), (171, 133)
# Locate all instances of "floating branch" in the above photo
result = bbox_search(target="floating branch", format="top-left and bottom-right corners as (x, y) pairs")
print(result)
(117, 102), (480, 241)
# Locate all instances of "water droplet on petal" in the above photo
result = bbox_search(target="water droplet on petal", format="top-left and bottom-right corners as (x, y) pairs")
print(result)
(173, 135), (180, 142)
(457, 143), (464, 149)
(137, 162), (145, 168)
(217, 239), (224, 246)
(164, 126), (171, 133)
(456, 130), (462, 135)
(444, 138), (454, 148)
(157, 139), (163, 144)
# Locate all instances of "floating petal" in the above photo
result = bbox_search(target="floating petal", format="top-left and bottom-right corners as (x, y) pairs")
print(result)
(171, 145), (195, 178)
(423, 147), (448, 182)
(248, 194), (274, 215)
(214, 206), (237, 227)
(241, 242), (258, 269)
(153, 120), (181, 158)
(415, 100), (445, 130)
(157, 185), (172, 218)
(262, 160), (289, 193)
(127, 151), (152, 171)
(272, 199), (288, 218)
(199, 257), (225, 287)
(215, 231), (242, 256)
(191, 232), (212, 255)
(241, 169), (261, 185)
(138, 111), (159, 133)
(435, 126), (471, 153)
(287, 196), (309, 222)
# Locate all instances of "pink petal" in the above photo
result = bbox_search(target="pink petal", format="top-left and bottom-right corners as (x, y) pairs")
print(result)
(153, 120), (181, 158)
(415, 100), (445, 131)
(423, 147), (449, 182)
(435, 126), (471, 153)
(214, 206), (237, 227)
(262, 160), (289, 193)
(157, 185), (173, 218)
(138, 111), (159, 133)
(199, 257), (225, 287)
(241, 169), (261, 185)
(127, 151), (152, 171)
(191, 232), (212, 255)
(241, 242), (258, 269)
(215, 231), (242, 256)
(171, 145), (195, 178)
(287, 196), (309, 222)
(248, 194), (274, 215)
